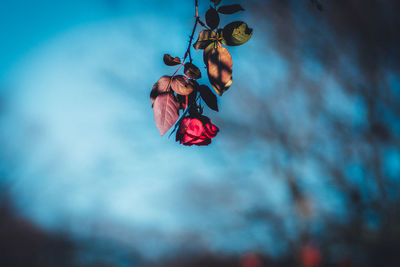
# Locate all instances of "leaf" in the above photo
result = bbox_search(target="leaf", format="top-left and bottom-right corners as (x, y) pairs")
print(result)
(217, 4), (244, 14)
(150, 76), (172, 105)
(210, 0), (222, 5)
(188, 79), (200, 91)
(205, 7), (220, 30)
(187, 81), (199, 104)
(203, 41), (219, 63)
(163, 54), (181, 66)
(205, 44), (233, 96)
(222, 21), (253, 46)
(193, 30), (217, 50)
(176, 82), (198, 109)
(199, 85), (218, 111)
(184, 62), (202, 80)
(171, 75), (194, 96)
(153, 93), (180, 136)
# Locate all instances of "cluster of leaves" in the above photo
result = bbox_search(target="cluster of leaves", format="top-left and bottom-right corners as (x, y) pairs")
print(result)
(150, 0), (253, 138)
(195, 1), (252, 96)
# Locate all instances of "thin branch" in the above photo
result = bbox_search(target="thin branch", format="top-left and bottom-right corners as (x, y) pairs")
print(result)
(172, 0), (200, 77)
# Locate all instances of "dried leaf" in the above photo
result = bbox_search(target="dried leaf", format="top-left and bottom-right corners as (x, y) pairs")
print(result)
(171, 75), (194, 96)
(203, 41), (219, 63)
(199, 85), (218, 111)
(184, 62), (202, 80)
(193, 30), (217, 50)
(205, 7), (220, 30)
(205, 45), (233, 96)
(150, 76), (172, 105)
(153, 93), (180, 136)
(217, 4), (244, 14)
(222, 21), (253, 46)
(163, 54), (181, 66)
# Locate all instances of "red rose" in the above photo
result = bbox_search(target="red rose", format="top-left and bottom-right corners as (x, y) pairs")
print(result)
(176, 115), (219, 146)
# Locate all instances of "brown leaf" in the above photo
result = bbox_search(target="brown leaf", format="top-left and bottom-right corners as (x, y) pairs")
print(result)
(153, 93), (180, 136)
(217, 4), (245, 14)
(170, 75), (194, 96)
(193, 30), (217, 50)
(150, 76), (172, 105)
(184, 62), (202, 80)
(205, 7), (220, 30)
(205, 45), (233, 96)
(199, 85), (218, 111)
(163, 54), (181, 66)
(203, 41), (218, 63)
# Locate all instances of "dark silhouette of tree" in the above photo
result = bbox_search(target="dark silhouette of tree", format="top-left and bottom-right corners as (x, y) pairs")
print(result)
(0, 187), (76, 267)
(204, 0), (400, 266)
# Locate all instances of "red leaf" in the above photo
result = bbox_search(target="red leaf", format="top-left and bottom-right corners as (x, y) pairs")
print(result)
(150, 76), (172, 105)
(184, 62), (202, 80)
(163, 54), (181, 66)
(153, 93), (180, 136)
(171, 75), (195, 96)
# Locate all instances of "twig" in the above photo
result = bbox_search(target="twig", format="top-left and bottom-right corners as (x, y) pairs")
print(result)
(172, 0), (200, 77)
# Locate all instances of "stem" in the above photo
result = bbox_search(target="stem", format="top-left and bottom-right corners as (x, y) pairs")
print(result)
(172, 0), (199, 77)
(187, 0), (199, 63)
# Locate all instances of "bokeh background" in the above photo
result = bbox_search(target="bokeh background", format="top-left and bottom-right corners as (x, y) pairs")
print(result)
(1, 0), (399, 266)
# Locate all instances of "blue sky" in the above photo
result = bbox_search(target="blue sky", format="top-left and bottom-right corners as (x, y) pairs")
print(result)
(1, 0), (288, 258)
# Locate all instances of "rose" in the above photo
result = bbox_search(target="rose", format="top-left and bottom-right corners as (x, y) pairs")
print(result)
(176, 115), (219, 146)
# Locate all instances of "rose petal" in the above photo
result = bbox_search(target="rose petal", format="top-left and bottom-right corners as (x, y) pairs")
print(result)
(190, 136), (209, 144)
(182, 133), (196, 144)
(186, 118), (205, 137)
(178, 118), (192, 134)
(195, 138), (211, 146)
(203, 121), (219, 138)
(183, 133), (208, 144)
(176, 118), (191, 142)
